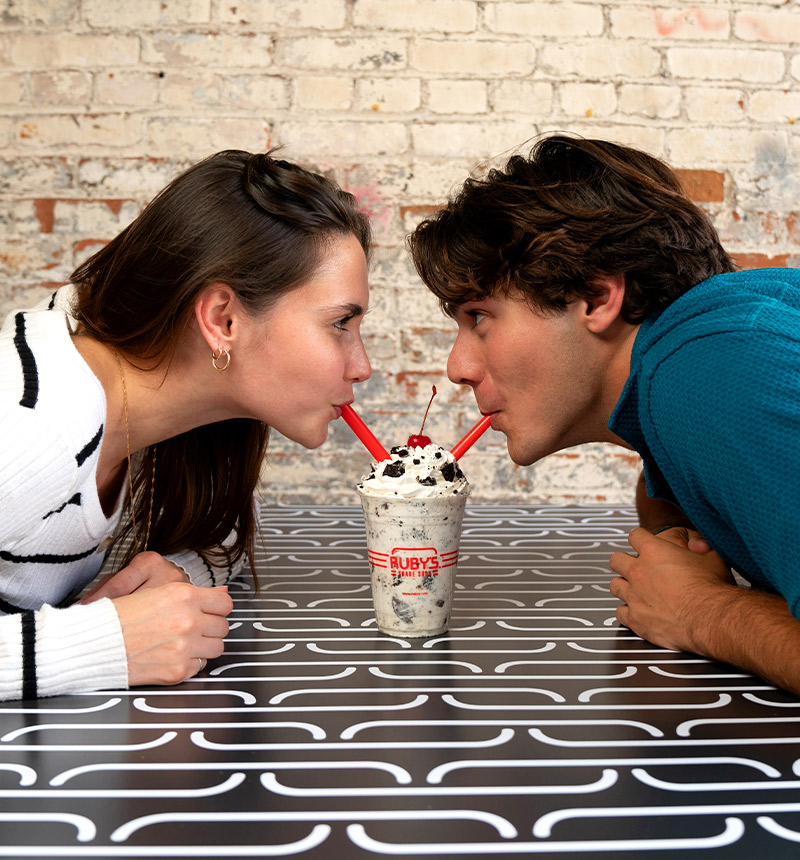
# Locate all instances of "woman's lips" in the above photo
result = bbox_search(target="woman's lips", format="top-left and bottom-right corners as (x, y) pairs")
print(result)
(334, 400), (354, 419)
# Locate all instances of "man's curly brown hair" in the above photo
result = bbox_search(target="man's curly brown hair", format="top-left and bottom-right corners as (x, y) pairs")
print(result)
(408, 134), (735, 322)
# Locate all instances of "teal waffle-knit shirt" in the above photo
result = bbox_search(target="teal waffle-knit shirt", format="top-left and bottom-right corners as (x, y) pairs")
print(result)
(609, 268), (800, 616)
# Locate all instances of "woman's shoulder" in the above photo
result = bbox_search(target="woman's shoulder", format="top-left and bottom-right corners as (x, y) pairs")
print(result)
(0, 287), (99, 544)
(0, 385), (77, 536)
(0, 285), (83, 413)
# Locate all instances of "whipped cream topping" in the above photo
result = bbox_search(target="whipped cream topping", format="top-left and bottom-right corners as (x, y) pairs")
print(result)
(358, 443), (468, 498)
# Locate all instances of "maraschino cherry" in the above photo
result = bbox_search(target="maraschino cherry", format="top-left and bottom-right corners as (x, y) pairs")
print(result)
(407, 385), (436, 448)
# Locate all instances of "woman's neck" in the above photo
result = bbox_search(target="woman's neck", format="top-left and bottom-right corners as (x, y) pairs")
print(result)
(70, 334), (231, 503)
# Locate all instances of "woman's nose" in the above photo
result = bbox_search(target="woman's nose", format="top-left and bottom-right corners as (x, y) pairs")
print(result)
(349, 336), (372, 383)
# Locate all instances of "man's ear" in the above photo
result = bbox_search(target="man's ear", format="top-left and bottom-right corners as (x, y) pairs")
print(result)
(583, 273), (626, 334)
(194, 284), (238, 353)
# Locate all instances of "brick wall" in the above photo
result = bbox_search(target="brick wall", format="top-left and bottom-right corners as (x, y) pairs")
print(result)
(2, 1), (798, 505)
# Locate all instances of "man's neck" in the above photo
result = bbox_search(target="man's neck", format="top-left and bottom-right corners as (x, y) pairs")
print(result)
(596, 320), (640, 449)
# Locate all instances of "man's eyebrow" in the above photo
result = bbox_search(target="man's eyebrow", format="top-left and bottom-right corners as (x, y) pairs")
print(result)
(447, 295), (493, 315)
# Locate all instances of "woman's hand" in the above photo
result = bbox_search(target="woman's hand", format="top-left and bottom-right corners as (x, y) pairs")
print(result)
(113, 582), (233, 687)
(609, 527), (735, 654)
(80, 551), (190, 604)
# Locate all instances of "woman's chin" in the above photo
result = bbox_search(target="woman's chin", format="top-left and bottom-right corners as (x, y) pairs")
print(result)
(288, 426), (329, 450)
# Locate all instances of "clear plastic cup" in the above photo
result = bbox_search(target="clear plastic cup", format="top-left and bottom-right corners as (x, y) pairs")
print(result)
(357, 488), (468, 638)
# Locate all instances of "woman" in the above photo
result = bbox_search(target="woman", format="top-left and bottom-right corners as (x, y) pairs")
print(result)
(0, 150), (372, 700)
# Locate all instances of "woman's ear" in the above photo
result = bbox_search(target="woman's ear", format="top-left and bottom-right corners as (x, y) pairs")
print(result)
(194, 284), (238, 352)
(583, 273), (627, 334)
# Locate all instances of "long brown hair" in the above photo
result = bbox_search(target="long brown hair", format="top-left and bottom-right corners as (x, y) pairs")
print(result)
(71, 150), (371, 572)
(409, 134), (735, 322)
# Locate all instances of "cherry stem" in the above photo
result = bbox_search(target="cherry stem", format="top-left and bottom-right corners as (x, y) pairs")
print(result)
(418, 385), (437, 435)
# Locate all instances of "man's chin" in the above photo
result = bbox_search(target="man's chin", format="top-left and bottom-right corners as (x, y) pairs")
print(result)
(506, 438), (536, 468)
(508, 433), (569, 466)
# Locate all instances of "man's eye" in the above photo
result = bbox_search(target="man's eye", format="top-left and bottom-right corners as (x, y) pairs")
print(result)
(334, 315), (354, 331)
(469, 311), (487, 326)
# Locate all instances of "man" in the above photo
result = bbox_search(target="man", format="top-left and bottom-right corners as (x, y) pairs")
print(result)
(408, 134), (800, 693)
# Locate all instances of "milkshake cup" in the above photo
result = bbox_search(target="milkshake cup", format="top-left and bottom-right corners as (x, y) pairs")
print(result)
(357, 444), (469, 638)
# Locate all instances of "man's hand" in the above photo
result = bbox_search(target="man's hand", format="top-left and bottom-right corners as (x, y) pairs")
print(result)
(80, 551), (190, 604)
(609, 527), (735, 653)
(609, 527), (800, 695)
(628, 471), (800, 694)
(113, 582), (233, 687)
(648, 524), (712, 555)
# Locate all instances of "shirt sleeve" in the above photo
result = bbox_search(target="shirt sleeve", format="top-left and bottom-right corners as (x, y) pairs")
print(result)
(0, 599), (128, 701)
(644, 326), (800, 609)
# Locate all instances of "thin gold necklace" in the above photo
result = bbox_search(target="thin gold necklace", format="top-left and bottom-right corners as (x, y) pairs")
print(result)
(113, 349), (156, 552)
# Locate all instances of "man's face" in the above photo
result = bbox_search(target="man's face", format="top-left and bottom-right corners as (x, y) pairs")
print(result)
(447, 290), (611, 466)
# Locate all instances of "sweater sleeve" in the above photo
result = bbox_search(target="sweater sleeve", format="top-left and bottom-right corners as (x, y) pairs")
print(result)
(162, 497), (260, 588)
(163, 548), (244, 588)
(0, 598), (128, 701)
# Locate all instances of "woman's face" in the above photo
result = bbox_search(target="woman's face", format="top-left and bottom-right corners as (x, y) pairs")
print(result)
(234, 232), (372, 448)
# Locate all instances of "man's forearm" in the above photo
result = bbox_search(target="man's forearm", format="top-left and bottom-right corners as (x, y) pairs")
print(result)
(635, 471), (694, 532)
(610, 526), (800, 695)
(688, 584), (800, 695)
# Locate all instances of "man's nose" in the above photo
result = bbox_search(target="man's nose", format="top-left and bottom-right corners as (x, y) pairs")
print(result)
(447, 332), (481, 387)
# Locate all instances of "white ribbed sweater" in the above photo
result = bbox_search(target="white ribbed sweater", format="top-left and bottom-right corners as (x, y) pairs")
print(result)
(0, 287), (243, 700)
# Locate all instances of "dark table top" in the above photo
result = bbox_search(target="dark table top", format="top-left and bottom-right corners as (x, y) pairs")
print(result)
(1, 505), (799, 859)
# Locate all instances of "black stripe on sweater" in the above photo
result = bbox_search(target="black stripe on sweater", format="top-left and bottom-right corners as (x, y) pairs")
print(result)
(0, 595), (25, 614)
(0, 544), (99, 565)
(75, 425), (103, 467)
(21, 612), (37, 699)
(13, 313), (39, 409)
(200, 555), (216, 587)
(43, 493), (82, 520)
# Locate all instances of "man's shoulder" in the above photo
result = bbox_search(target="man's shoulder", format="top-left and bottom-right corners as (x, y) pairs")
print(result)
(642, 268), (800, 353)
(688, 267), (800, 313)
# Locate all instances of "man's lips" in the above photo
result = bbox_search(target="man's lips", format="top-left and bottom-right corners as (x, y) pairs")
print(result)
(480, 410), (501, 429)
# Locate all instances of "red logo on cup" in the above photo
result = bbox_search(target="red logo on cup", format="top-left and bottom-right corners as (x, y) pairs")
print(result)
(390, 547), (438, 576)
(367, 548), (458, 570)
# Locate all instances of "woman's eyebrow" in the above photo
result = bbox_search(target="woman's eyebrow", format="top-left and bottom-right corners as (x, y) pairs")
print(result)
(323, 302), (366, 316)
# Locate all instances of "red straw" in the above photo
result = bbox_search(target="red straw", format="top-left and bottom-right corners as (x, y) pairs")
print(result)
(340, 403), (391, 461)
(450, 414), (493, 460)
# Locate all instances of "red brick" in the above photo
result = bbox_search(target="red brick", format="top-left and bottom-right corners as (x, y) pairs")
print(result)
(32, 198), (130, 233)
(394, 371), (444, 400)
(786, 213), (800, 244)
(675, 169), (725, 202)
(398, 204), (443, 220)
(74, 238), (109, 254)
(732, 253), (790, 269)
(33, 199), (55, 233)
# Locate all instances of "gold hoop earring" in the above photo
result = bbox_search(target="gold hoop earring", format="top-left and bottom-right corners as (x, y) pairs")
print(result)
(211, 346), (231, 371)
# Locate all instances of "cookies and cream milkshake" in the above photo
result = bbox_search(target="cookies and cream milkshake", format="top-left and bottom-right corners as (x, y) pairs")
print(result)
(357, 443), (469, 638)
(358, 443), (468, 498)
